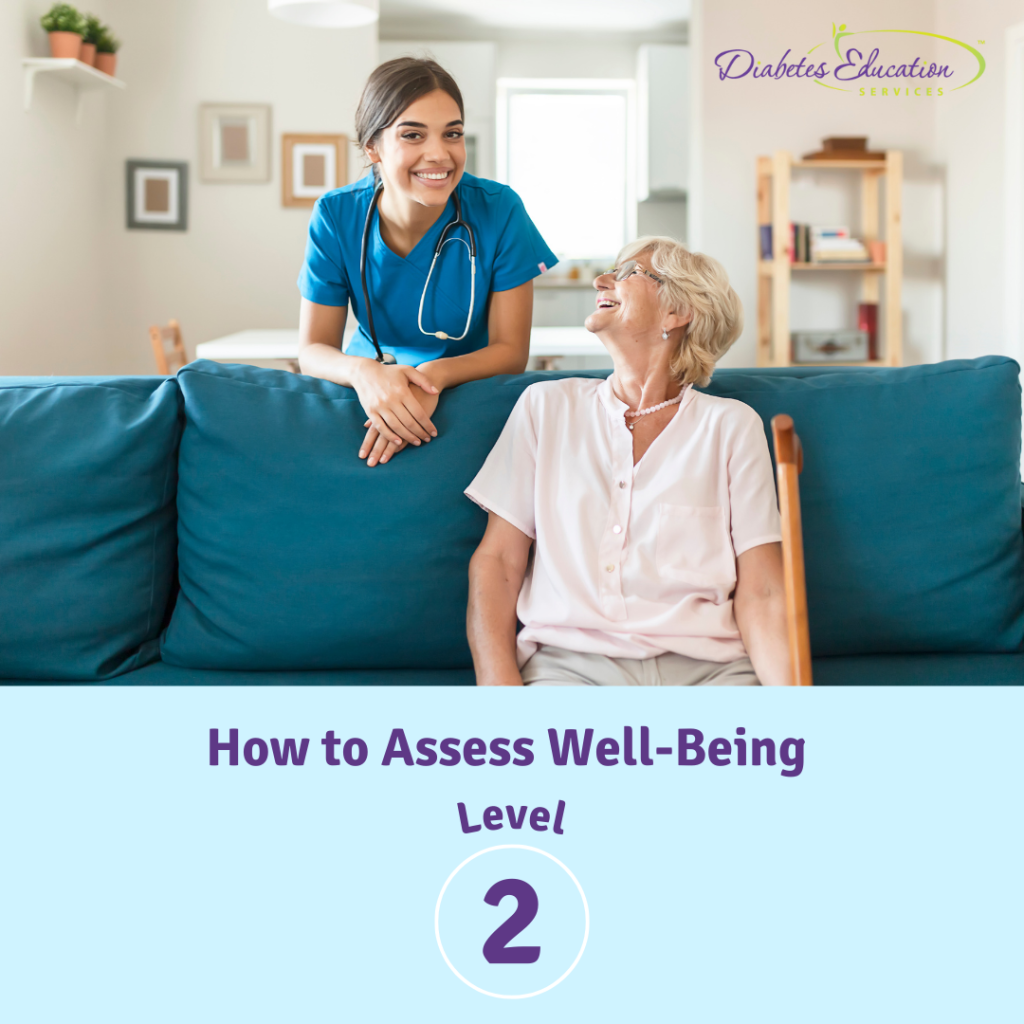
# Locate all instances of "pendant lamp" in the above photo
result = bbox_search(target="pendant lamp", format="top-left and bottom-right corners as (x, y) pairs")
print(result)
(268, 0), (378, 27)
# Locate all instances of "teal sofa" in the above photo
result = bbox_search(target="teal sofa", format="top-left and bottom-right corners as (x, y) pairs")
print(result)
(2, 357), (1022, 685)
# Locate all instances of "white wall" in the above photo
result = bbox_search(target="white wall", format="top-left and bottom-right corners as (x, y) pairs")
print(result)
(934, 0), (1024, 361)
(99, 0), (376, 373)
(496, 38), (639, 80)
(696, 0), (946, 368)
(0, 0), (118, 374)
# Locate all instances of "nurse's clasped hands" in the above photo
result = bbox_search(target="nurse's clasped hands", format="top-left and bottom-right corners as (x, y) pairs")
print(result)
(351, 359), (439, 467)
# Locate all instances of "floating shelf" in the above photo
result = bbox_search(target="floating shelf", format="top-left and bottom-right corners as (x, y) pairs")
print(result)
(23, 58), (125, 124)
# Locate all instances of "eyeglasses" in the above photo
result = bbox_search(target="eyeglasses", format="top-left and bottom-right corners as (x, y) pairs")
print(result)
(612, 260), (664, 285)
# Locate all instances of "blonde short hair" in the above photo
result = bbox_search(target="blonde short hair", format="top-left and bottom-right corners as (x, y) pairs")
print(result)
(616, 236), (743, 386)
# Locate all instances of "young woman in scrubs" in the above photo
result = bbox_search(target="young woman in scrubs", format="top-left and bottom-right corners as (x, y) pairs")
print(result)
(298, 58), (557, 466)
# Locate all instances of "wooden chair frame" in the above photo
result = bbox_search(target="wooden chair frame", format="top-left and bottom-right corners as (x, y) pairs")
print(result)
(150, 319), (188, 375)
(771, 414), (813, 686)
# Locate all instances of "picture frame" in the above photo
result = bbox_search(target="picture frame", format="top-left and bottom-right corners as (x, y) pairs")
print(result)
(282, 134), (347, 207)
(199, 103), (272, 183)
(126, 160), (189, 231)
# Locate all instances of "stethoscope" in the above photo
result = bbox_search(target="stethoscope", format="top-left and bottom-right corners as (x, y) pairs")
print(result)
(359, 180), (477, 365)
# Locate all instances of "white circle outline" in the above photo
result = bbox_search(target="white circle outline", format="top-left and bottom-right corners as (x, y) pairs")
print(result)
(434, 844), (590, 999)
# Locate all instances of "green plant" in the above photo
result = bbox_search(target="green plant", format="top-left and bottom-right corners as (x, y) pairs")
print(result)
(82, 14), (102, 45)
(95, 26), (120, 53)
(40, 3), (85, 35)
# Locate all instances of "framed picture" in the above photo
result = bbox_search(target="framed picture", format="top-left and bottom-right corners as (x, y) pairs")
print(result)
(126, 160), (188, 231)
(199, 104), (271, 182)
(282, 134), (347, 207)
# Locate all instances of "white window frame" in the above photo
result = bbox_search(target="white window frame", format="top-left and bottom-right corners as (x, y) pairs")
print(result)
(496, 78), (638, 258)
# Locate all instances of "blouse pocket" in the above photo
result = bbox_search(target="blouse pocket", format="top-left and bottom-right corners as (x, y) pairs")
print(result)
(655, 504), (736, 590)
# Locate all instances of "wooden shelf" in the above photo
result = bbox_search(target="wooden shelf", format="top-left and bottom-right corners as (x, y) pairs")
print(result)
(792, 159), (887, 170)
(22, 58), (125, 124)
(760, 261), (886, 273)
(756, 149), (902, 368)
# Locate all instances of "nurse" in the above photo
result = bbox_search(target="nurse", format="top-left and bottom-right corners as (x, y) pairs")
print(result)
(298, 57), (557, 466)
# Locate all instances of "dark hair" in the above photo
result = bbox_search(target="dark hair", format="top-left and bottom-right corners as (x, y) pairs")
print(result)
(355, 57), (465, 160)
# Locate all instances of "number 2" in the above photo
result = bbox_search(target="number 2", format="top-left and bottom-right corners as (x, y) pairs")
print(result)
(482, 878), (541, 964)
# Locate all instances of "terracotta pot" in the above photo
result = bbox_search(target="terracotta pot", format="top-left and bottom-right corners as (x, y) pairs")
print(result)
(79, 42), (96, 66)
(95, 52), (117, 77)
(48, 31), (82, 60)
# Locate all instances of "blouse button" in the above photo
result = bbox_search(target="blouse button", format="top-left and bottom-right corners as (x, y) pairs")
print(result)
(612, 525), (622, 534)
(618, 481), (627, 489)
(605, 564), (615, 573)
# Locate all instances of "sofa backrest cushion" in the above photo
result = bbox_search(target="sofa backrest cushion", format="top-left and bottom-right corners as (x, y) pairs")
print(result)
(162, 357), (1024, 671)
(709, 356), (1024, 655)
(0, 377), (181, 679)
(162, 361), (544, 670)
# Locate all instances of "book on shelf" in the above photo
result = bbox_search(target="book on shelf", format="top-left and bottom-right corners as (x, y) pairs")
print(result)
(788, 223), (814, 263)
(786, 223), (871, 263)
(759, 224), (772, 259)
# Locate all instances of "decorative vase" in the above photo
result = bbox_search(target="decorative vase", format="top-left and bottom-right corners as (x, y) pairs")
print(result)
(79, 42), (96, 66)
(48, 31), (82, 60)
(95, 52), (117, 76)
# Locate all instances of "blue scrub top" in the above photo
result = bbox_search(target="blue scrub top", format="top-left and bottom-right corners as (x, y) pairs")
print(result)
(298, 172), (558, 366)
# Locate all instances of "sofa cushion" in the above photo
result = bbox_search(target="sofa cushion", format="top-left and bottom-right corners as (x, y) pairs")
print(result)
(705, 357), (1024, 655)
(811, 653), (1024, 686)
(163, 357), (1023, 671)
(2, 656), (1018, 686)
(162, 361), (587, 670)
(108, 663), (477, 685)
(0, 377), (181, 679)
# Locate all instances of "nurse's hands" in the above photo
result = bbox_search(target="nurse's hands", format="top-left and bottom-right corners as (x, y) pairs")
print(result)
(351, 360), (439, 465)
(360, 386), (440, 466)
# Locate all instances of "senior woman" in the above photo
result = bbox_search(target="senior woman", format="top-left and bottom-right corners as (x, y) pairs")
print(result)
(464, 236), (790, 686)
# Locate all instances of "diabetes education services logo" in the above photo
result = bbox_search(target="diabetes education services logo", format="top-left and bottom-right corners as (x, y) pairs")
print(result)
(715, 21), (985, 96)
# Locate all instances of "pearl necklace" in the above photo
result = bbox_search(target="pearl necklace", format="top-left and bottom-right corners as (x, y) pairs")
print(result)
(624, 388), (687, 431)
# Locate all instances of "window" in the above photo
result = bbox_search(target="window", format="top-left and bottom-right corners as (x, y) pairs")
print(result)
(497, 78), (636, 261)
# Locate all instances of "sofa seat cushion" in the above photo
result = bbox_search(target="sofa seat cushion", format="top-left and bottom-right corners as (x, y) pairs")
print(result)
(3, 662), (477, 686)
(0, 377), (181, 680)
(3, 656), (1019, 686)
(811, 653), (1024, 686)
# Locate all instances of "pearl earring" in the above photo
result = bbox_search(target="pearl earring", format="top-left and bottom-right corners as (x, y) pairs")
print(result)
(661, 329), (670, 340)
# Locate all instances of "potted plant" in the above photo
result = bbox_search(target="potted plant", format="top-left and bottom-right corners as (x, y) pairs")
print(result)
(40, 3), (85, 60)
(80, 14), (102, 67)
(94, 26), (120, 77)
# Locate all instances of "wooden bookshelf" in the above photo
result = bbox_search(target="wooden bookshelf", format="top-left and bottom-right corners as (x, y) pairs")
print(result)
(756, 150), (903, 367)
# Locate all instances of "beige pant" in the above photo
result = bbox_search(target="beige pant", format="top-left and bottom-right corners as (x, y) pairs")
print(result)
(521, 645), (761, 687)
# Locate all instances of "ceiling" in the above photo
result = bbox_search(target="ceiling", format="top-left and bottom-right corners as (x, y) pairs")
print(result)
(379, 0), (690, 34)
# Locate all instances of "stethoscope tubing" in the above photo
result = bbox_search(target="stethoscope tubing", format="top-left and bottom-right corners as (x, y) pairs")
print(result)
(360, 180), (478, 363)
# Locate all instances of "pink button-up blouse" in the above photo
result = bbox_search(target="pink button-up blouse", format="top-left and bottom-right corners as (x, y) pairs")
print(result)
(466, 377), (783, 666)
